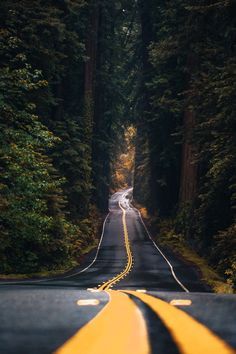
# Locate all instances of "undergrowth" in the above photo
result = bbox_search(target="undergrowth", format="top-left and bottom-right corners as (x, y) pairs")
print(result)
(138, 205), (234, 294)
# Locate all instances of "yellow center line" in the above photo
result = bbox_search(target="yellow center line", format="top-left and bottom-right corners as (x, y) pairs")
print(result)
(98, 203), (133, 290)
(124, 290), (236, 354)
(55, 290), (150, 354)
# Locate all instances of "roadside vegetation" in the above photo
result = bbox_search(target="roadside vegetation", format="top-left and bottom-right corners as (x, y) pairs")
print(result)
(0, 0), (120, 275)
(138, 206), (235, 294)
(0, 0), (138, 276)
(0, 0), (235, 283)
(133, 1), (236, 292)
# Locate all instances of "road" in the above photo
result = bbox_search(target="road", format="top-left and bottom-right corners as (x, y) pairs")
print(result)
(0, 189), (235, 353)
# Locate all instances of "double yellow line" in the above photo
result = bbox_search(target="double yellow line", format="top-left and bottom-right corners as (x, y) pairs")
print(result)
(56, 200), (235, 354)
(56, 289), (235, 354)
(56, 290), (149, 354)
(98, 203), (133, 291)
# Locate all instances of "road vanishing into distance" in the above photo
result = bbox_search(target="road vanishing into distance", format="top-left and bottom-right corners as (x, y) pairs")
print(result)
(0, 189), (236, 354)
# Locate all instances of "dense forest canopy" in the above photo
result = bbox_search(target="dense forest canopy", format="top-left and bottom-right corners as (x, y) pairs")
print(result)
(0, 0), (235, 287)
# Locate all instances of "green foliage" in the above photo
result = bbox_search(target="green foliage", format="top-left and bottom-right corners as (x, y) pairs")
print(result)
(133, 0), (184, 215)
(134, 0), (236, 286)
(1, 0), (235, 282)
(92, 0), (140, 209)
(181, 2), (236, 281)
(210, 224), (236, 289)
(0, 0), (98, 274)
(51, 116), (93, 219)
(0, 34), (70, 272)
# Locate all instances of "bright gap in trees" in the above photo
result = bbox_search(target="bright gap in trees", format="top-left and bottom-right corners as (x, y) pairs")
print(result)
(111, 126), (136, 192)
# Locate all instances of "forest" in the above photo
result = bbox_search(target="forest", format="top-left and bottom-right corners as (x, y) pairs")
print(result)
(0, 0), (235, 288)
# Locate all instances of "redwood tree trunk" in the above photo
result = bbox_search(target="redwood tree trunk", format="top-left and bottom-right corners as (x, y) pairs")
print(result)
(179, 51), (198, 204)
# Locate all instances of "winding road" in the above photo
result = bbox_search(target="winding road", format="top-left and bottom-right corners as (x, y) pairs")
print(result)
(0, 189), (236, 353)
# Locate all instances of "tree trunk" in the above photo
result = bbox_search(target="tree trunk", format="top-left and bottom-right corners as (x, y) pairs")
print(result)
(84, 2), (99, 98)
(179, 109), (197, 203)
(179, 51), (198, 204)
(80, 1), (99, 215)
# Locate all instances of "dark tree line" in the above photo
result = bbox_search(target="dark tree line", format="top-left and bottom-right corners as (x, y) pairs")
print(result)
(134, 0), (236, 287)
(0, 0), (96, 272)
(0, 0), (137, 273)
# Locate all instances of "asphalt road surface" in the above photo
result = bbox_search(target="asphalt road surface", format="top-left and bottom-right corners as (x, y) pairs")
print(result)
(0, 189), (235, 354)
